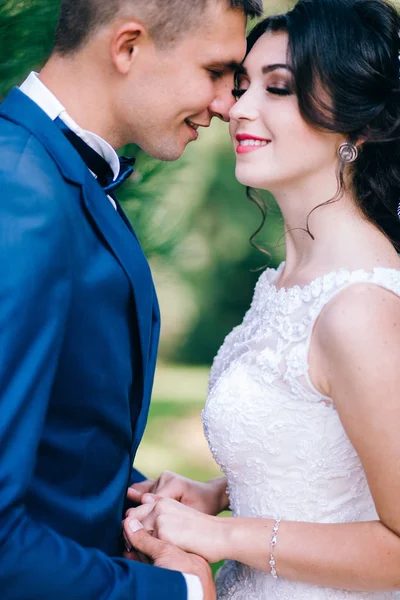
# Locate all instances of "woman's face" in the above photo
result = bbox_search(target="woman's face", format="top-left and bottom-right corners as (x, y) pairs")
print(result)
(229, 31), (344, 193)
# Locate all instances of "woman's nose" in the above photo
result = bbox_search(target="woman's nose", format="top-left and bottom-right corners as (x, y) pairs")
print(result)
(229, 90), (258, 122)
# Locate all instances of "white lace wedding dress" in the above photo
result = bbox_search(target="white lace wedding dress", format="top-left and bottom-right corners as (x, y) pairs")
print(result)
(202, 263), (400, 600)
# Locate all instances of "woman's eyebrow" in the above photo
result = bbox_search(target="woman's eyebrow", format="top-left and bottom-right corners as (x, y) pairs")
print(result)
(235, 63), (294, 77)
(262, 63), (293, 74)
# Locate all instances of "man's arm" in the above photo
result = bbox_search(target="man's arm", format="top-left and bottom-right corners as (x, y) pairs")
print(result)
(130, 467), (147, 484)
(0, 147), (188, 600)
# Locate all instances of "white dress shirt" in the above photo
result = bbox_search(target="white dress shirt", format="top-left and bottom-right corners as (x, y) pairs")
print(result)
(19, 72), (204, 600)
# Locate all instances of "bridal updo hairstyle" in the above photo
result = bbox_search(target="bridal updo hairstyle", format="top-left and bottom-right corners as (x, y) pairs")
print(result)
(246, 0), (400, 250)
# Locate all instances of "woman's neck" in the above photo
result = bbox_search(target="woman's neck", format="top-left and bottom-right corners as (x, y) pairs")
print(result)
(268, 173), (399, 287)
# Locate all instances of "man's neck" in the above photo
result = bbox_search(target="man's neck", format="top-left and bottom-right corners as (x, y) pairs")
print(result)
(20, 71), (121, 179)
(40, 54), (121, 149)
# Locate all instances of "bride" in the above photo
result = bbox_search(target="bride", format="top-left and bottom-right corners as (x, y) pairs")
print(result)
(125, 0), (400, 597)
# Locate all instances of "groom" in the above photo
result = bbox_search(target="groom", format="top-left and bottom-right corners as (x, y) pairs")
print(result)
(0, 0), (262, 599)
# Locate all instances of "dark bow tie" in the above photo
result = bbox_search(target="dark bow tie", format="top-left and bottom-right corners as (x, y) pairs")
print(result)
(55, 117), (135, 194)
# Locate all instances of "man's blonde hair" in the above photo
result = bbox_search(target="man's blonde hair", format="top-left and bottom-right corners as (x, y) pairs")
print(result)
(53, 0), (263, 53)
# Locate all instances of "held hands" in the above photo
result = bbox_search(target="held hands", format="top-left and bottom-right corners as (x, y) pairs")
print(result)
(125, 471), (229, 595)
(124, 519), (216, 600)
(124, 498), (228, 565)
(127, 471), (229, 516)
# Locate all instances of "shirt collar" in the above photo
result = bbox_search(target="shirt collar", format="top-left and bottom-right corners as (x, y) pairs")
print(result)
(19, 72), (120, 181)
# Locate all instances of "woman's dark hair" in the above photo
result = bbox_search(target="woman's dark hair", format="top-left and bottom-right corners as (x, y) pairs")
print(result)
(246, 0), (400, 251)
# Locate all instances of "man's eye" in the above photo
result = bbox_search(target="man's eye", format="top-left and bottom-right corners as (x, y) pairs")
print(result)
(208, 69), (224, 81)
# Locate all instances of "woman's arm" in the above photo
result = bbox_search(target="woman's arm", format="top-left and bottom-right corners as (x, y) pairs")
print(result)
(221, 285), (400, 591)
(126, 284), (400, 592)
(221, 517), (400, 591)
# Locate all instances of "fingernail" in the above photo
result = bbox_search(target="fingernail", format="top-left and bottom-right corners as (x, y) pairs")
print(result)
(129, 488), (140, 496)
(129, 519), (144, 533)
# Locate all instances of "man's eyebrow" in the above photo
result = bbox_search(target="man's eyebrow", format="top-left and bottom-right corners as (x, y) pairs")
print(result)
(262, 63), (293, 74)
(209, 61), (243, 72)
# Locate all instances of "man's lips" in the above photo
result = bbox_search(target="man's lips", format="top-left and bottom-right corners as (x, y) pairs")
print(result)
(185, 119), (202, 141)
(236, 133), (271, 154)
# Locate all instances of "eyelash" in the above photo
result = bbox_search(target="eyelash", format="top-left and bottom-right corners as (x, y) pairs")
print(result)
(267, 87), (293, 96)
(232, 87), (293, 100)
(208, 70), (224, 81)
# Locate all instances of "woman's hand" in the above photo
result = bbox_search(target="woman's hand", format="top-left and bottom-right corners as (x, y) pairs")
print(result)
(128, 472), (229, 516)
(124, 498), (229, 564)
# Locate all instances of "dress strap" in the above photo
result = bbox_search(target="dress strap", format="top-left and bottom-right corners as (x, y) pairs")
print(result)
(282, 267), (400, 402)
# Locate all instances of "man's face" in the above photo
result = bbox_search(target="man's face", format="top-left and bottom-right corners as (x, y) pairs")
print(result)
(118, 3), (247, 159)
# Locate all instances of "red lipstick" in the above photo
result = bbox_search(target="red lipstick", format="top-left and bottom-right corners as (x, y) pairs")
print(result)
(235, 133), (271, 154)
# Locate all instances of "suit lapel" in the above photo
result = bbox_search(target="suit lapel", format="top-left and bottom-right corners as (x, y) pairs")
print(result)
(1, 88), (86, 185)
(1, 87), (155, 388)
(81, 172), (154, 385)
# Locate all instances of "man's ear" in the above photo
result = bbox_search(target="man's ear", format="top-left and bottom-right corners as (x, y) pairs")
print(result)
(111, 22), (149, 74)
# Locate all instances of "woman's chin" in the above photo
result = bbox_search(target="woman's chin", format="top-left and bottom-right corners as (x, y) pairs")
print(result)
(235, 169), (258, 188)
(235, 168), (267, 189)
(235, 167), (282, 193)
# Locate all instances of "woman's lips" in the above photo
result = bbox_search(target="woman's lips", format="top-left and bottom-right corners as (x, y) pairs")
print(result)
(236, 133), (271, 154)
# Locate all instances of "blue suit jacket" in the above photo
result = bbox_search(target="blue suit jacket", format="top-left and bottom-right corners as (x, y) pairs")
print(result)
(0, 88), (187, 600)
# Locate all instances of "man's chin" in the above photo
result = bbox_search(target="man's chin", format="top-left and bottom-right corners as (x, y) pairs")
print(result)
(143, 143), (185, 162)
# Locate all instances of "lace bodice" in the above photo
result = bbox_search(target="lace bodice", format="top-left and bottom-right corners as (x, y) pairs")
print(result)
(202, 263), (400, 600)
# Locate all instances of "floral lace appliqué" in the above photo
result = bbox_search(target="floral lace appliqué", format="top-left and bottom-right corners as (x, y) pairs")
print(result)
(202, 265), (400, 600)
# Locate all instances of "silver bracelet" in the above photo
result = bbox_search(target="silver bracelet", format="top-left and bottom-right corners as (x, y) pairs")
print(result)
(269, 518), (281, 579)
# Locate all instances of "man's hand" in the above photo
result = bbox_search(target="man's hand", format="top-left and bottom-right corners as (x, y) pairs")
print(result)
(127, 471), (228, 516)
(125, 519), (216, 600)
(125, 499), (227, 565)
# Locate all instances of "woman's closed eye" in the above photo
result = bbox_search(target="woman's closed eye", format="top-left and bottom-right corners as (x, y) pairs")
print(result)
(231, 85), (294, 101)
(267, 85), (293, 96)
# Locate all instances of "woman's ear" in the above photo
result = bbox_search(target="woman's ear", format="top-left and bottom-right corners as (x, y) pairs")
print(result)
(352, 133), (368, 149)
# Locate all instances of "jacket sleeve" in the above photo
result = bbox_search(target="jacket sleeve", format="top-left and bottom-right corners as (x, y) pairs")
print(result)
(130, 467), (147, 484)
(0, 138), (187, 600)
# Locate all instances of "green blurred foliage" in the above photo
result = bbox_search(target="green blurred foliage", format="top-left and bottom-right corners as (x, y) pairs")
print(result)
(0, 0), (59, 97)
(0, 0), (292, 365)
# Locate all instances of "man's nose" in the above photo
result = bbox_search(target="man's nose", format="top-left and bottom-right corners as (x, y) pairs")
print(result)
(209, 85), (236, 122)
